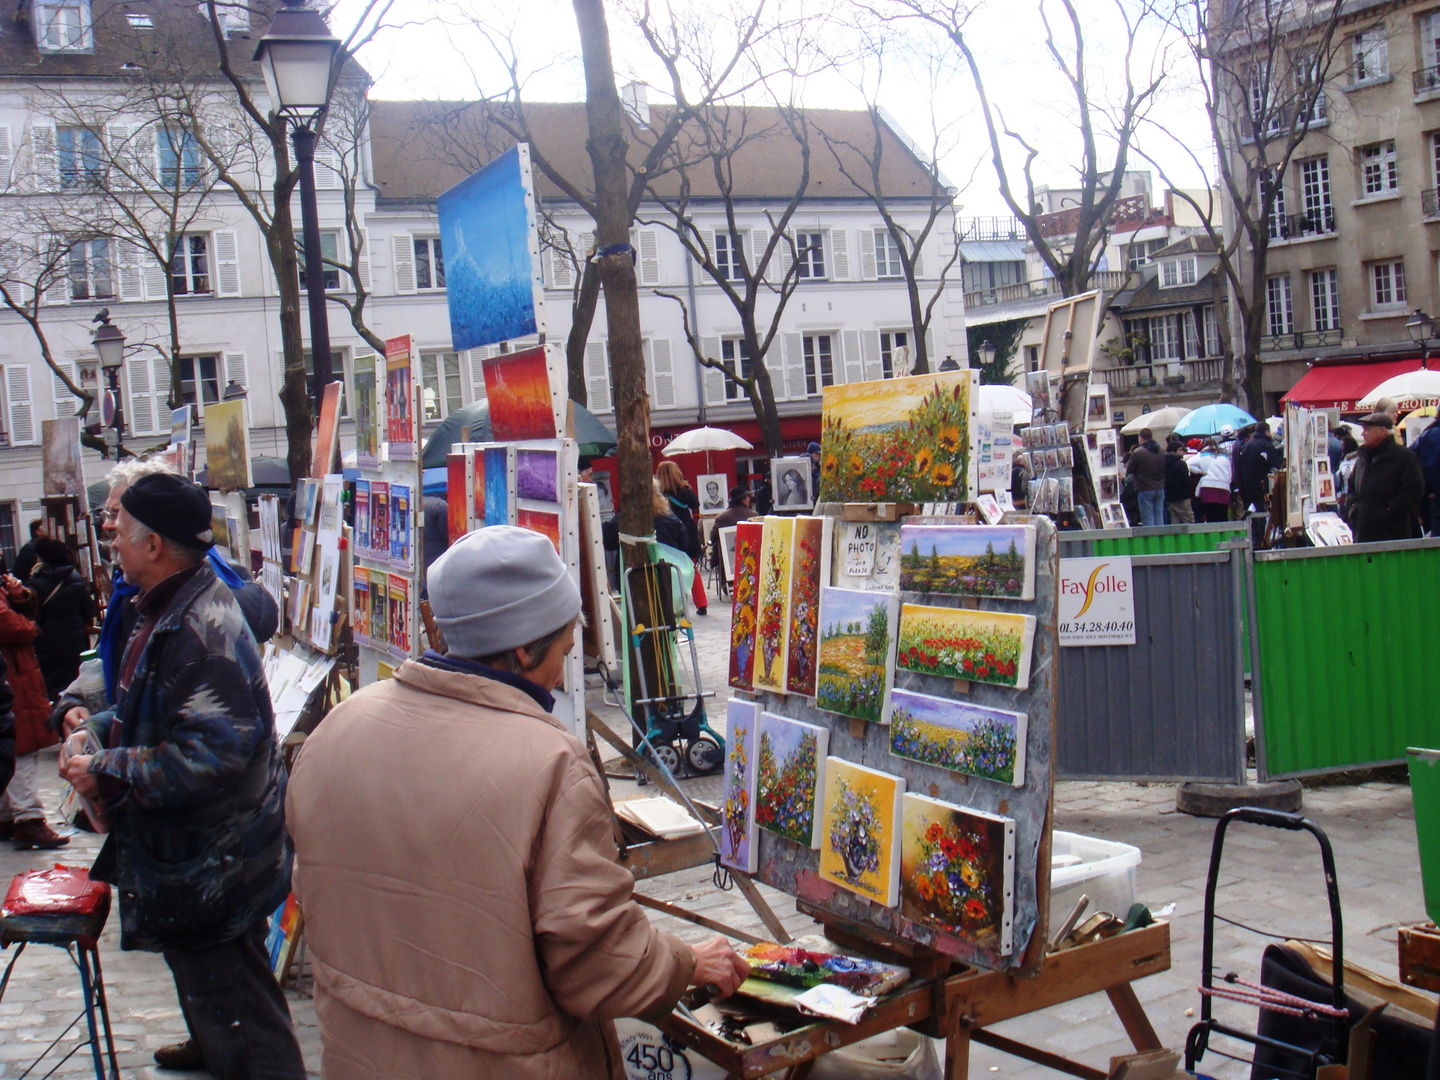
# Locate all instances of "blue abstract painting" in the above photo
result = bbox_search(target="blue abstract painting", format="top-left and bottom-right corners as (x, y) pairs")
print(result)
(484, 447), (510, 526)
(437, 144), (545, 351)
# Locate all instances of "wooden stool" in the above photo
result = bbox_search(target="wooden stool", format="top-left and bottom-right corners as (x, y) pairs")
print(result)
(0, 866), (121, 1080)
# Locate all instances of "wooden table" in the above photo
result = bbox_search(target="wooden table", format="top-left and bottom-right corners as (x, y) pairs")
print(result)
(656, 921), (1172, 1080)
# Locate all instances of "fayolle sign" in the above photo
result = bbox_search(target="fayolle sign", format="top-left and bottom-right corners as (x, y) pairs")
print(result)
(1057, 556), (1136, 647)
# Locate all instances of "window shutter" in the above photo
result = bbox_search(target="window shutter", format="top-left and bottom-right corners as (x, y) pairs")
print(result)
(580, 230), (596, 260)
(697, 228), (715, 272)
(912, 239), (924, 278)
(125, 357), (161, 437)
(133, 125), (157, 185)
(466, 347), (489, 404)
(546, 245), (573, 290)
(778, 231), (795, 279)
(117, 242), (145, 302)
(860, 228), (877, 280)
(925, 329), (936, 369)
(699, 336), (725, 405)
(213, 229), (241, 297)
(4, 364), (34, 445)
(51, 359), (80, 418)
(225, 351), (250, 424)
(585, 341), (611, 413)
(356, 228), (371, 292)
(752, 228), (769, 279)
(830, 229), (850, 280)
(638, 229), (660, 285)
(313, 141), (342, 190)
(861, 330), (883, 380)
(782, 333), (805, 400)
(37, 234), (63, 306)
(106, 123), (136, 190)
(392, 233), (416, 294)
(30, 122), (56, 191)
(0, 125), (15, 186)
(645, 338), (675, 409)
(142, 249), (168, 302)
(842, 330), (862, 384)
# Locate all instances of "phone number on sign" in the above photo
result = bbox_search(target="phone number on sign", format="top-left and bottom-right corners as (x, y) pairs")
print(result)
(1059, 620), (1135, 635)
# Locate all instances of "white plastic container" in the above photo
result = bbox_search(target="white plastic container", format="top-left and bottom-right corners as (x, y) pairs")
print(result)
(1049, 830), (1142, 927)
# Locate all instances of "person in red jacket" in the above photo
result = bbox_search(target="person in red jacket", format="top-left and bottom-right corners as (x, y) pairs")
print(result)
(0, 571), (68, 849)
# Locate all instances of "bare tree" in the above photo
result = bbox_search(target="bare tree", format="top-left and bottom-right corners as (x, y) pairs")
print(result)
(1144, 0), (1348, 412)
(320, 91), (386, 354)
(890, 0), (1164, 298)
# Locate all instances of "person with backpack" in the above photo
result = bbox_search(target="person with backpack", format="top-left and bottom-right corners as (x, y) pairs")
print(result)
(28, 537), (95, 700)
(656, 460), (708, 615)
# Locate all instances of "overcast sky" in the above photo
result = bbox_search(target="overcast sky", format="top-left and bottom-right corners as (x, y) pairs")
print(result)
(335, 0), (1214, 216)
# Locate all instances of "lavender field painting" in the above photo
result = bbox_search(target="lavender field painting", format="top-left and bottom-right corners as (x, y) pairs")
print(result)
(888, 688), (1027, 787)
(437, 145), (544, 352)
(516, 449), (559, 502)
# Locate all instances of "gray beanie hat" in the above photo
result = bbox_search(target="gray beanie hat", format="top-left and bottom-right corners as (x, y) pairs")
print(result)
(428, 526), (581, 658)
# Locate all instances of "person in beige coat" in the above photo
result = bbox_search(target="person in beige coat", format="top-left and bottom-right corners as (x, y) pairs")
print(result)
(286, 526), (748, 1079)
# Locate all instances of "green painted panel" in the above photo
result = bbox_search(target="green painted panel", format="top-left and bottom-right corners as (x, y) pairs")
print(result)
(1092, 525), (1247, 558)
(1255, 543), (1440, 777)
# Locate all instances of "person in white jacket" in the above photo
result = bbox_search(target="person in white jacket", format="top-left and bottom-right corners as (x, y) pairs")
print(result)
(1190, 440), (1233, 522)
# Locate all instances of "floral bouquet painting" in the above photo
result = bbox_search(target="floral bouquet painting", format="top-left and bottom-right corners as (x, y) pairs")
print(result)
(785, 517), (832, 697)
(888, 688), (1026, 786)
(754, 713), (829, 848)
(753, 517), (794, 693)
(817, 371), (978, 504)
(818, 758), (904, 906)
(900, 793), (1015, 955)
(720, 699), (760, 873)
(728, 521), (764, 689)
(896, 604), (1037, 690)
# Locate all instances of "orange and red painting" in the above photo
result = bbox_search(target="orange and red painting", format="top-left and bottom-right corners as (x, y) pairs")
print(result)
(483, 347), (558, 441)
(517, 506), (562, 553)
(447, 452), (468, 544)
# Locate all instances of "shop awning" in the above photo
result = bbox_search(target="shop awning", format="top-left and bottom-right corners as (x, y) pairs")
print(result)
(1281, 358), (1425, 412)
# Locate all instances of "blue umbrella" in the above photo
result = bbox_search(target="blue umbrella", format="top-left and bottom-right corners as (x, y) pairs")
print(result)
(1171, 403), (1256, 438)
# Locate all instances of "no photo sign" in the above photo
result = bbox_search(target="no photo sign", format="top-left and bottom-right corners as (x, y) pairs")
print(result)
(1058, 556), (1136, 647)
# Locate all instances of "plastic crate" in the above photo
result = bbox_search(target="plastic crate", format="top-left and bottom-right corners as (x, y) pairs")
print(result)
(1049, 830), (1141, 927)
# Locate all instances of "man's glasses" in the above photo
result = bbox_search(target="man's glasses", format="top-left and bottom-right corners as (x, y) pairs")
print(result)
(98, 509), (119, 522)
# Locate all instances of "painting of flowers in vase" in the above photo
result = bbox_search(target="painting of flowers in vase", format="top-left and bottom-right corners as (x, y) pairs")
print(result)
(720, 699), (760, 873)
(818, 758), (904, 906)
(728, 521), (764, 690)
(753, 517), (794, 693)
(785, 517), (832, 697)
(817, 370), (978, 504)
(900, 793), (1015, 954)
(754, 712), (829, 848)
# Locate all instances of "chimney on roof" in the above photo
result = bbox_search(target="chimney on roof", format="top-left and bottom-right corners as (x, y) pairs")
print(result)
(621, 82), (649, 125)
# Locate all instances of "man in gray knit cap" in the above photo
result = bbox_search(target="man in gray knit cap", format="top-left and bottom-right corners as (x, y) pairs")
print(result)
(286, 526), (747, 1079)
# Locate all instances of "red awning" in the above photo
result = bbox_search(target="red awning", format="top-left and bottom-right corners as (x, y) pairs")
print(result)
(1281, 359), (1425, 412)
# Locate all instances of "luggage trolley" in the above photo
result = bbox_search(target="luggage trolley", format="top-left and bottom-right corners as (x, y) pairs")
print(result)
(621, 558), (725, 779)
(1185, 807), (1349, 1079)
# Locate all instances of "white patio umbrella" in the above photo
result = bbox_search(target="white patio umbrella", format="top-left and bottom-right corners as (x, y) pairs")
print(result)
(978, 383), (1032, 421)
(661, 426), (753, 456)
(1356, 369), (1440, 412)
(1121, 406), (1191, 437)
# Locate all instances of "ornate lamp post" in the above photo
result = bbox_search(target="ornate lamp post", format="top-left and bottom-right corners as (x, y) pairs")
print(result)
(1406, 308), (1434, 369)
(92, 310), (126, 458)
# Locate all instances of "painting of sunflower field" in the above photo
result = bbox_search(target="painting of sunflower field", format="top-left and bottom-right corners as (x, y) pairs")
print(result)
(900, 793), (1015, 954)
(896, 604), (1037, 690)
(898, 524), (1036, 600)
(785, 517), (832, 697)
(819, 757), (904, 906)
(728, 521), (764, 689)
(721, 699), (760, 873)
(888, 688), (1027, 786)
(817, 371), (978, 504)
(755, 712), (829, 848)
(816, 587), (898, 724)
(753, 517), (795, 693)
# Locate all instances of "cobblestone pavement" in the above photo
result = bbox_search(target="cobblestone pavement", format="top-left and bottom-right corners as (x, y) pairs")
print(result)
(1, 598), (1426, 1077)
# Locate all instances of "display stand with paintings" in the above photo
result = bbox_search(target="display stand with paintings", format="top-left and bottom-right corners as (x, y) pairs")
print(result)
(1284, 403), (1337, 533)
(39, 495), (102, 597)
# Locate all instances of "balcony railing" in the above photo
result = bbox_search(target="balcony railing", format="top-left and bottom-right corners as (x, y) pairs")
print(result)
(1270, 207), (1336, 240)
(963, 269), (1132, 312)
(1416, 65), (1440, 93)
(1101, 357), (1225, 394)
(1260, 329), (1342, 353)
(959, 216), (1027, 242)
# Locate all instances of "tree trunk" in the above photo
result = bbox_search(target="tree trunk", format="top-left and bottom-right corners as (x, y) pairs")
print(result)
(269, 224), (312, 490)
(566, 260), (602, 407)
(574, 0), (651, 541)
(751, 365), (783, 456)
(907, 276), (930, 375)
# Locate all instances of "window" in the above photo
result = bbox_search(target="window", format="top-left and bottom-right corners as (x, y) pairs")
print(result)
(179, 356), (221, 408)
(413, 236), (444, 291)
(1147, 315), (1180, 362)
(1181, 312), (1200, 358)
(1203, 306), (1221, 356)
(125, 11), (152, 27)
(1125, 239), (1167, 271)
(1267, 274), (1294, 336)
(302, 349), (345, 407)
(795, 231), (826, 280)
(802, 334), (834, 395)
(57, 126), (102, 188)
(1249, 64), (1276, 132)
(880, 331), (909, 378)
(299, 231), (341, 291)
(714, 230), (746, 281)
(1310, 269), (1340, 331)
(1159, 257), (1194, 288)
(36, 3), (87, 51)
(170, 234), (210, 296)
(0, 503), (16, 570)
(1299, 156), (1333, 231)
(1262, 168), (1287, 239)
(720, 337), (751, 401)
(1371, 260), (1406, 307)
(874, 229), (903, 278)
(1360, 141), (1398, 196)
(69, 239), (113, 301)
(158, 128), (201, 189)
(1352, 25), (1388, 82)
(1430, 132), (1440, 194)
(1424, 12), (1440, 82)
(420, 350), (462, 421)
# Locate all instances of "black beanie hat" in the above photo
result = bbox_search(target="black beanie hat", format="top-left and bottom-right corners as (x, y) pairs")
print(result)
(121, 474), (215, 550)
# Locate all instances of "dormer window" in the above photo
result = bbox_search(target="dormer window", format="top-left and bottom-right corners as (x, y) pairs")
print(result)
(34, 1), (92, 53)
(1159, 255), (1197, 289)
(200, 2), (249, 33)
(125, 12), (153, 28)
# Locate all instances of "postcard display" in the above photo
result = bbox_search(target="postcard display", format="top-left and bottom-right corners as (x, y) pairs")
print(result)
(729, 371), (1059, 976)
(1015, 369), (1080, 520)
(351, 343), (423, 688)
(1284, 403), (1337, 528)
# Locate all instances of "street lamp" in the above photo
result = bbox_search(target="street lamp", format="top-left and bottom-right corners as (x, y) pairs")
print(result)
(91, 309), (126, 459)
(977, 341), (997, 370)
(254, 0), (341, 401)
(1407, 308), (1435, 369)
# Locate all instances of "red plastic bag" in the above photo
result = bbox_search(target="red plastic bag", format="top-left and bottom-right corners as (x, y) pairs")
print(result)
(2, 865), (110, 918)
